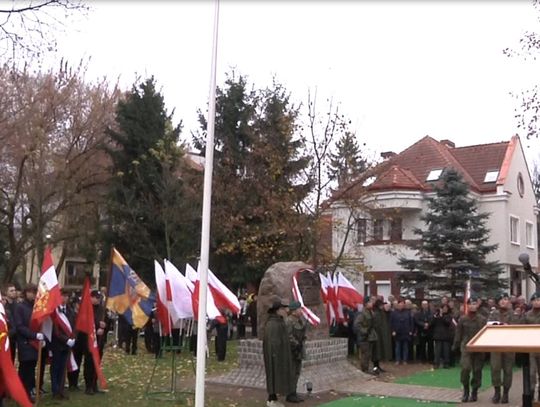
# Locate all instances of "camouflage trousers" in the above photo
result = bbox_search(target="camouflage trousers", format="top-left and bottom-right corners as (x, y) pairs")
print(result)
(460, 351), (484, 389)
(490, 352), (514, 388)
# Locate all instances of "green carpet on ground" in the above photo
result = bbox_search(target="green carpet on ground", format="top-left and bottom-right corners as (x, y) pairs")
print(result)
(320, 395), (454, 406)
(394, 366), (493, 390)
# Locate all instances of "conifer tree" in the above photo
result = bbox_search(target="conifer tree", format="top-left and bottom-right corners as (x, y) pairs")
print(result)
(398, 168), (505, 298)
(328, 131), (368, 187)
(106, 78), (200, 280)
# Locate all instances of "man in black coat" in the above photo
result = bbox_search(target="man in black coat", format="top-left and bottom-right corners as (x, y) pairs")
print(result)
(14, 284), (45, 401)
(2, 283), (18, 362)
(50, 288), (76, 400)
(414, 300), (434, 364)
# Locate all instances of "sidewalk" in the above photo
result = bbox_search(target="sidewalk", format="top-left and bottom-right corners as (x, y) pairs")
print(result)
(334, 370), (527, 406)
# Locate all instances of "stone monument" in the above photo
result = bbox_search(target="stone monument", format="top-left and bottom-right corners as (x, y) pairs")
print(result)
(207, 261), (368, 394)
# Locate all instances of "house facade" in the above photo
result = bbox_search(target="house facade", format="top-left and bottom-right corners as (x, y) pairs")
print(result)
(330, 135), (539, 300)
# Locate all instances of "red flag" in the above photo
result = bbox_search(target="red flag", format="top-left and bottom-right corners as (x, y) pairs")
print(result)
(31, 247), (62, 340)
(336, 272), (364, 309)
(0, 312), (33, 407)
(75, 278), (107, 389)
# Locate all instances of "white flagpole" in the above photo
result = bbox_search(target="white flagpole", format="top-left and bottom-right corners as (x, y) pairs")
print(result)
(195, 0), (220, 405)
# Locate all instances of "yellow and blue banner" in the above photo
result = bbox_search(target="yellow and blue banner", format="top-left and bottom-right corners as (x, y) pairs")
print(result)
(106, 248), (154, 328)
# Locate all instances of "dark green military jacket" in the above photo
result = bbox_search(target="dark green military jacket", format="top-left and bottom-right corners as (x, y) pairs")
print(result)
(286, 314), (307, 361)
(488, 307), (519, 325)
(453, 312), (486, 352)
(353, 308), (378, 343)
(524, 309), (540, 324)
(263, 313), (294, 395)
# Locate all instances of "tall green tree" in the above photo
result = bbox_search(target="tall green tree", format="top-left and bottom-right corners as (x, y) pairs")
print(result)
(328, 131), (368, 187)
(398, 168), (504, 298)
(194, 74), (310, 284)
(106, 77), (201, 282)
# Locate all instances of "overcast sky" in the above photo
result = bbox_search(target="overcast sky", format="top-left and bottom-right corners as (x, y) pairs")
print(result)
(52, 1), (540, 167)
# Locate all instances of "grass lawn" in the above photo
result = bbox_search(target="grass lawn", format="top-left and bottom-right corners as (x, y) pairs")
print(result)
(6, 339), (242, 407)
(320, 395), (454, 407)
(394, 365), (493, 390)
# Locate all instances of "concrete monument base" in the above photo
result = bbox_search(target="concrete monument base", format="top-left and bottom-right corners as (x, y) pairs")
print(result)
(207, 338), (368, 394)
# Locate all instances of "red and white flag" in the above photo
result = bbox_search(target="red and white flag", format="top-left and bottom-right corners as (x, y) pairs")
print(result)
(31, 247), (62, 340)
(164, 260), (195, 320)
(319, 272), (337, 325)
(336, 272), (364, 310)
(53, 307), (78, 372)
(187, 263), (221, 320)
(464, 279), (471, 315)
(154, 260), (172, 336)
(207, 267), (241, 315)
(292, 269), (321, 326)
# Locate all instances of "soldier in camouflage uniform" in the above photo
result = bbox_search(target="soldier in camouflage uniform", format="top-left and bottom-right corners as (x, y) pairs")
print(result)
(286, 301), (307, 404)
(524, 292), (540, 402)
(488, 293), (517, 404)
(453, 296), (486, 402)
(354, 296), (378, 374)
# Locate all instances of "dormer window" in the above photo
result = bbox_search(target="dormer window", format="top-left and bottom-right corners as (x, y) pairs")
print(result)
(363, 176), (377, 187)
(483, 170), (499, 183)
(426, 169), (443, 182)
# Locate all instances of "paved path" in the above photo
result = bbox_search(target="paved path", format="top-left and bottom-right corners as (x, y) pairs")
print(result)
(335, 377), (462, 403)
(335, 370), (530, 406)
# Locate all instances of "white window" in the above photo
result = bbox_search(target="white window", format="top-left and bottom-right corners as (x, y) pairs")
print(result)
(426, 169), (443, 181)
(357, 218), (367, 244)
(377, 281), (391, 302)
(526, 221), (534, 248)
(483, 170), (499, 183)
(364, 282), (371, 297)
(510, 216), (519, 245)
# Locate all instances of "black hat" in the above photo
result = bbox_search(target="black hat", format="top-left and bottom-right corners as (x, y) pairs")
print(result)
(531, 292), (540, 301)
(90, 290), (101, 299)
(363, 295), (371, 305)
(496, 293), (510, 302)
(268, 296), (288, 312)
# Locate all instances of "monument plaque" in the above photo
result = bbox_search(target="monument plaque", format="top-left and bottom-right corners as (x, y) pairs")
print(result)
(297, 269), (322, 307)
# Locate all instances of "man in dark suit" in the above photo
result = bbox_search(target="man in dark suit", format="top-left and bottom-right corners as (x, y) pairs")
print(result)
(50, 288), (76, 400)
(2, 283), (18, 362)
(14, 284), (45, 402)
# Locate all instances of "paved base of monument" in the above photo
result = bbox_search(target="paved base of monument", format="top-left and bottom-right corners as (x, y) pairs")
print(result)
(207, 338), (369, 394)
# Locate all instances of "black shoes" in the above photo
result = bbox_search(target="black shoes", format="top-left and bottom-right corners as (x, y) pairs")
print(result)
(501, 387), (509, 404)
(470, 388), (478, 402)
(286, 393), (304, 403)
(492, 386), (501, 403)
(461, 387), (469, 403)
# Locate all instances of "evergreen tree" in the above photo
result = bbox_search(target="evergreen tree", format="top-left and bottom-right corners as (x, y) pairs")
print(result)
(328, 131), (368, 187)
(194, 74), (310, 284)
(106, 78), (201, 281)
(398, 168), (505, 298)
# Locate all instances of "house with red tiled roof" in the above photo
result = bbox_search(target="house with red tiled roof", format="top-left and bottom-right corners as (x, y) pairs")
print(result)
(330, 135), (539, 300)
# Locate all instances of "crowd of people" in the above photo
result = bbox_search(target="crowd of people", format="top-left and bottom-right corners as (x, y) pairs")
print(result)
(340, 292), (540, 404)
(1, 283), (110, 405)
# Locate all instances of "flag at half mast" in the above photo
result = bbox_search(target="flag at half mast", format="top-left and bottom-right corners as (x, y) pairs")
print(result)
(106, 248), (153, 328)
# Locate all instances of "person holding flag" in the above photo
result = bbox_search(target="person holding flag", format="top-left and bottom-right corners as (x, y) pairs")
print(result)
(0, 292), (33, 407)
(75, 278), (107, 396)
(14, 284), (46, 401)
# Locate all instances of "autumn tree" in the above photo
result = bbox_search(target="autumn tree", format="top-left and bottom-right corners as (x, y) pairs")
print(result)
(194, 74), (310, 284)
(105, 77), (201, 282)
(0, 62), (119, 283)
(398, 169), (505, 298)
(0, 0), (87, 60)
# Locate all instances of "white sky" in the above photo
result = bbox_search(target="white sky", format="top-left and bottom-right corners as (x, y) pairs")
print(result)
(51, 1), (540, 167)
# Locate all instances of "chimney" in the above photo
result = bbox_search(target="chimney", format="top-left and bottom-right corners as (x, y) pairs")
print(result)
(440, 139), (455, 148)
(381, 151), (396, 160)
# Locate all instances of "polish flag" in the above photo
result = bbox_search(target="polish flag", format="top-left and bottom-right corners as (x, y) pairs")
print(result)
(292, 269), (321, 326)
(207, 268), (240, 315)
(154, 260), (172, 335)
(164, 260), (195, 320)
(31, 247), (62, 340)
(186, 263), (221, 320)
(336, 272), (364, 310)
(319, 272), (336, 325)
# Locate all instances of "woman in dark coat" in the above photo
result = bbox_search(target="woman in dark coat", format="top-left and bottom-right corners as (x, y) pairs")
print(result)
(431, 304), (453, 368)
(263, 298), (294, 406)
